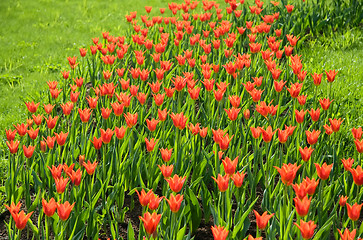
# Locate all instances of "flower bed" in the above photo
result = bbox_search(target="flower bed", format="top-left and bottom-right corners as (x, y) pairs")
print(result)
(3, 0), (363, 239)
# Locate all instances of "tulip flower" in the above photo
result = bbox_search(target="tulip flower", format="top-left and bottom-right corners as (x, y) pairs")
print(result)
(146, 119), (160, 132)
(339, 196), (348, 207)
(158, 164), (173, 179)
(299, 147), (314, 162)
(6, 140), (20, 154)
(303, 177), (319, 195)
(354, 139), (363, 153)
(250, 127), (261, 139)
(222, 157), (238, 175)
(115, 126), (127, 139)
(145, 138), (158, 152)
(166, 194), (183, 213)
(148, 194), (163, 211)
(306, 130), (320, 145)
(25, 101), (40, 113)
(294, 196), (311, 217)
(348, 165), (363, 185)
(352, 127), (362, 140)
(254, 210), (274, 230)
(314, 162), (333, 180)
(55, 131), (68, 146)
(23, 145), (35, 158)
(169, 112), (188, 130)
(338, 228), (356, 240)
(139, 212), (161, 236)
(57, 201), (75, 221)
(319, 98), (333, 110)
(135, 189), (154, 207)
(341, 158), (354, 171)
(14, 123), (28, 136)
(42, 198), (57, 217)
(10, 210), (33, 230)
(124, 112), (138, 128)
(90, 136), (102, 150)
(55, 177), (69, 194)
(294, 220), (316, 239)
(166, 174), (186, 193)
(326, 70), (338, 82)
(83, 160), (98, 175)
(67, 169), (82, 186)
(260, 126), (277, 142)
(231, 171), (246, 188)
(211, 225), (229, 240)
(295, 109), (307, 124)
(247, 236), (263, 240)
(329, 118), (344, 132)
(346, 202), (363, 221)
(5, 202), (21, 215)
(212, 174), (230, 192)
(274, 163), (301, 186)
(100, 128), (114, 144)
(200, 127), (208, 138)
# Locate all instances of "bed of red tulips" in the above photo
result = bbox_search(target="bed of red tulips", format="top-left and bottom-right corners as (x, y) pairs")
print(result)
(3, 0), (363, 239)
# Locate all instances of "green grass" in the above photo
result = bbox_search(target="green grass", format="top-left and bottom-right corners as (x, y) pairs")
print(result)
(301, 28), (363, 126)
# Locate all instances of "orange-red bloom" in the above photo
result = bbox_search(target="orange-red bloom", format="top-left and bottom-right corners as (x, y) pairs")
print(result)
(158, 164), (173, 179)
(55, 131), (68, 146)
(146, 119), (160, 132)
(260, 126), (277, 142)
(25, 101), (40, 113)
(346, 202), (363, 221)
(42, 198), (57, 217)
(139, 212), (161, 236)
(314, 162), (333, 180)
(6, 140), (20, 154)
(274, 163), (301, 185)
(55, 177), (69, 194)
(254, 210), (274, 230)
(83, 160), (98, 175)
(166, 174), (186, 193)
(348, 165), (363, 185)
(222, 157), (238, 175)
(305, 130), (320, 145)
(10, 210), (33, 230)
(145, 138), (158, 152)
(294, 196), (311, 217)
(339, 196), (349, 207)
(57, 201), (75, 221)
(211, 225), (229, 240)
(169, 112), (188, 130)
(355, 139), (363, 153)
(23, 145), (35, 158)
(166, 194), (183, 213)
(338, 228), (356, 240)
(299, 147), (314, 162)
(326, 70), (338, 82)
(231, 171), (246, 188)
(212, 174), (230, 192)
(294, 220), (316, 239)
(124, 112), (138, 128)
(135, 189), (154, 207)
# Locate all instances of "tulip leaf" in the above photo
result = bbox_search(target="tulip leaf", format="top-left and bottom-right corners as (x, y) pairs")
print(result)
(185, 187), (202, 233)
(232, 196), (258, 238)
(176, 225), (187, 240)
(312, 214), (334, 240)
(127, 221), (135, 240)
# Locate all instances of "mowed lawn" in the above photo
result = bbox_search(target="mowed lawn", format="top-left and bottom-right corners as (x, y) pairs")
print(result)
(0, 0), (362, 138)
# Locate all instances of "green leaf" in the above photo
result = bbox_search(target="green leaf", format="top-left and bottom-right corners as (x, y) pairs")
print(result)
(127, 221), (135, 240)
(232, 197), (258, 238)
(186, 187), (202, 233)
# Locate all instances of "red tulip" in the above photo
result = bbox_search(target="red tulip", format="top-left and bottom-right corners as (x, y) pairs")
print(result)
(212, 174), (230, 192)
(314, 162), (333, 180)
(294, 196), (311, 217)
(346, 202), (363, 221)
(166, 175), (186, 193)
(42, 198), (57, 217)
(57, 201), (75, 221)
(274, 163), (300, 186)
(83, 160), (98, 175)
(166, 194), (183, 213)
(211, 225), (229, 240)
(294, 220), (316, 239)
(139, 212), (161, 236)
(254, 210), (274, 230)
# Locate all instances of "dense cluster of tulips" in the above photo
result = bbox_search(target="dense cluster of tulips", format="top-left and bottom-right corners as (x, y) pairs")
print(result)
(3, 0), (363, 239)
